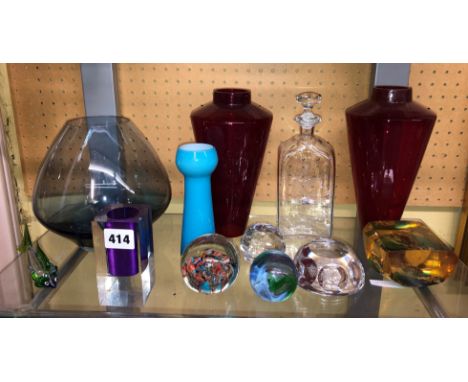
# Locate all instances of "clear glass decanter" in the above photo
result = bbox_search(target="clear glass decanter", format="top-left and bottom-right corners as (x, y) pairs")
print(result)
(277, 92), (335, 245)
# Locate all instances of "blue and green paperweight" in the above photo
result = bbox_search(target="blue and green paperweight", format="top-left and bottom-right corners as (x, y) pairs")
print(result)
(249, 250), (298, 302)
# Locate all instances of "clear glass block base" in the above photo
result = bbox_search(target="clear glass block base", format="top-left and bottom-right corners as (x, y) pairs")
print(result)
(294, 238), (365, 296)
(240, 223), (285, 262)
(96, 256), (155, 307)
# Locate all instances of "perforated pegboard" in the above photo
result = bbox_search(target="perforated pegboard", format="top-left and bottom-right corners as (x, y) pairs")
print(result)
(116, 64), (371, 203)
(7, 63), (468, 207)
(8, 64), (85, 196)
(408, 64), (468, 206)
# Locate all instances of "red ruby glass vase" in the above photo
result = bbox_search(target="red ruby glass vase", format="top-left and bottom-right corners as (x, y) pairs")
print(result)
(346, 86), (436, 228)
(191, 89), (273, 237)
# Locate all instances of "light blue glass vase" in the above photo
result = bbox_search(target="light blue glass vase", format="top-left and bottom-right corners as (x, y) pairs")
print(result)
(176, 143), (218, 253)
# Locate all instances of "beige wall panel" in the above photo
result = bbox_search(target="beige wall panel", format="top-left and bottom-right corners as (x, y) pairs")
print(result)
(116, 63), (371, 203)
(8, 64), (85, 197)
(408, 64), (468, 206)
(7, 63), (468, 208)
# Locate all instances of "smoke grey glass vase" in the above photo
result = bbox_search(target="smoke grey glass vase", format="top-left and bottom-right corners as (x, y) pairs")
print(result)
(33, 116), (171, 247)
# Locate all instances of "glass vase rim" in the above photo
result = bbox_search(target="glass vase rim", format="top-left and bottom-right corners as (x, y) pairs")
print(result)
(64, 115), (132, 124)
(372, 86), (412, 103)
(213, 88), (251, 106)
(106, 206), (140, 220)
(213, 88), (251, 95)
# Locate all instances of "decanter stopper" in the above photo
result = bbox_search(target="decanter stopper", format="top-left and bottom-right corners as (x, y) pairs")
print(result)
(295, 91), (322, 129)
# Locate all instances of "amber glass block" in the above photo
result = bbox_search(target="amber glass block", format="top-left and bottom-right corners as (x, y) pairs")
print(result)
(363, 220), (458, 287)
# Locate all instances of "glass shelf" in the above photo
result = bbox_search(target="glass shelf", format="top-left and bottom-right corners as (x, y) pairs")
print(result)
(1, 213), (467, 317)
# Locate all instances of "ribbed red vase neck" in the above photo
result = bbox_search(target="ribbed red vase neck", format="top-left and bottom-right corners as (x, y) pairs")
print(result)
(213, 88), (251, 106)
(372, 86), (412, 103)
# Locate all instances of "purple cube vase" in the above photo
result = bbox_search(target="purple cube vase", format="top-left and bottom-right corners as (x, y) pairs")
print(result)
(92, 204), (155, 307)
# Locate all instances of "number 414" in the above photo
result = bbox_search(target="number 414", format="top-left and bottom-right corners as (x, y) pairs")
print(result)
(108, 234), (131, 245)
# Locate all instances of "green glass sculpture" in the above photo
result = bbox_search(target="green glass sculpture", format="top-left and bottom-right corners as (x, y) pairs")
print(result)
(18, 224), (58, 288)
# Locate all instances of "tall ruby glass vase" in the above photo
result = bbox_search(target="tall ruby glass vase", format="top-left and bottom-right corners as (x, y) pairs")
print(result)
(191, 89), (273, 237)
(345, 86), (436, 228)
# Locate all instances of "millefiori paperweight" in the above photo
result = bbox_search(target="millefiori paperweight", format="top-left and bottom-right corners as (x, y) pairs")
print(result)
(363, 220), (458, 287)
(294, 238), (365, 296)
(92, 204), (155, 307)
(181, 233), (239, 294)
(249, 250), (298, 302)
(240, 222), (285, 262)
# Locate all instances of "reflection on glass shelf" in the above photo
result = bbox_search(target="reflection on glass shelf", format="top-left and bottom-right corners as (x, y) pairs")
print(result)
(0, 230), (79, 315)
(424, 262), (468, 317)
(1, 214), (468, 317)
(0, 252), (35, 314)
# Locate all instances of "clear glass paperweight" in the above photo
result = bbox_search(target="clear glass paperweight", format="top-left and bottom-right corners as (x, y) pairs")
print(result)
(278, 92), (335, 249)
(181, 233), (239, 294)
(249, 250), (298, 302)
(363, 220), (458, 287)
(33, 116), (171, 247)
(239, 223), (285, 262)
(294, 238), (365, 296)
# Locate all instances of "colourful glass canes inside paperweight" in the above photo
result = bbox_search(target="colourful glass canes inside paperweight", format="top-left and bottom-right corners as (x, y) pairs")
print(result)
(294, 238), (365, 296)
(92, 204), (155, 307)
(249, 250), (298, 302)
(240, 222), (285, 262)
(181, 234), (239, 294)
(176, 143), (218, 254)
(33, 116), (171, 247)
(363, 220), (458, 287)
(191, 88), (272, 237)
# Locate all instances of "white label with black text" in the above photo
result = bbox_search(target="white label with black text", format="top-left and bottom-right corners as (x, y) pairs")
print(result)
(104, 229), (135, 250)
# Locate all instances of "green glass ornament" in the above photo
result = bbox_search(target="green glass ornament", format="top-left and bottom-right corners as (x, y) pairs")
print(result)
(18, 224), (58, 288)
